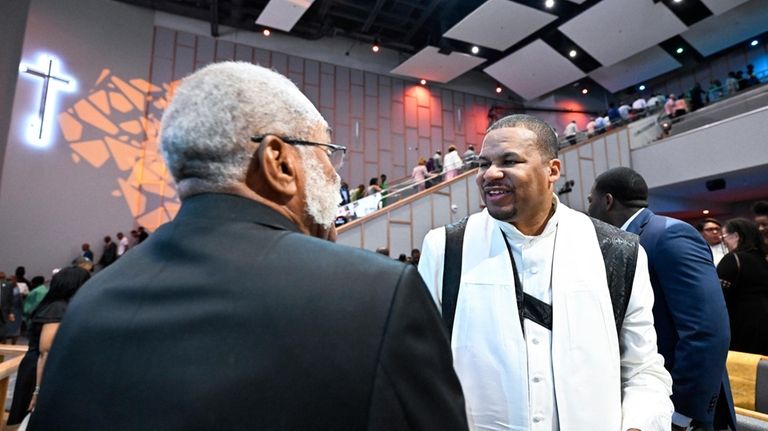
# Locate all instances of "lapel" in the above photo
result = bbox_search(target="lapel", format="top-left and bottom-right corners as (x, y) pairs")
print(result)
(626, 208), (653, 236)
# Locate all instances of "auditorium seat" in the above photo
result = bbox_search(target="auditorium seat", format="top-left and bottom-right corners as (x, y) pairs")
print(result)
(727, 351), (768, 430)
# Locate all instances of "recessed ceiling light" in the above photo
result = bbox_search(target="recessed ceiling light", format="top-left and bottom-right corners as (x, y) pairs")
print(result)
(676, 47), (684, 54)
(545, 0), (555, 8)
(372, 41), (380, 53)
(420, 79), (427, 86)
(471, 46), (480, 55)
(673, 0), (683, 3)
(639, 84), (646, 91)
(581, 88), (588, 95)
(568, 50), (577, 58)
(262, 28), (271, 36)
(496, 85), (502, 94)
(702, 209), (710, 215)
(751, 40), (759, 47)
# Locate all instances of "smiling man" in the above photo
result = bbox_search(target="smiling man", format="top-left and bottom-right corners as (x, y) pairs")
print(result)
(419, 114), (673, 431)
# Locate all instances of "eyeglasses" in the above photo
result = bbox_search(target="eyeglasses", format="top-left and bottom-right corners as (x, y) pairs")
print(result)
(703, 227), (720, 232)
(251, 134), (346, 170)
(720, 233), (733, 240)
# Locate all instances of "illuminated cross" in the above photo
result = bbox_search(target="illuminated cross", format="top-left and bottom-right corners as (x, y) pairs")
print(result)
(21, 58), (71, 141)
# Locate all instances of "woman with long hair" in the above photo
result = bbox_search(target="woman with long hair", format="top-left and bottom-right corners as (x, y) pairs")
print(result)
(717, 218), (768, 355)
(6, 266), (90, 429)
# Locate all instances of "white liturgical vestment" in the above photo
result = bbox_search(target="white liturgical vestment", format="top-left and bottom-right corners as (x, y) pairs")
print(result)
(419, 198), (673, 431)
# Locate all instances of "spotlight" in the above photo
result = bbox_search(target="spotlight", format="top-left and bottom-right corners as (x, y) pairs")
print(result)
(581, 88), (588, 95)
(702, 209), (710, 215)
(751, 40), (759, 47)
(496, 85), (502, 94)
(676, 47), (684, 54)
(673, 0), (682, 3)
(262, 28), (271, 36)
(545, 0), (555, 8)
(420, 79), (427, 86)
(639, 84), (646, 91)
(471, 46), (480, 55)
(568, 50), (577, 58)
(372, 39), (380, 53)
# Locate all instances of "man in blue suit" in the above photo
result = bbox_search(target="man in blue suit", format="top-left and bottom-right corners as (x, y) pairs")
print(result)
(588, 167), (736, 431)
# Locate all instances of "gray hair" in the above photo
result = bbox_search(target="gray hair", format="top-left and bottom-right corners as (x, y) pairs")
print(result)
(486, 114), (558, 159)
(160, 61), (327, 196)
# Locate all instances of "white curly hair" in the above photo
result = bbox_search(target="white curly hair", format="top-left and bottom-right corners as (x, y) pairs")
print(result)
(160, 61), (328, 196)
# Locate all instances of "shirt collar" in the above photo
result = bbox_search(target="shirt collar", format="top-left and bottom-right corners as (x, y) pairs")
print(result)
(497, 194), (561, 243)
(620, 208), (644, 231)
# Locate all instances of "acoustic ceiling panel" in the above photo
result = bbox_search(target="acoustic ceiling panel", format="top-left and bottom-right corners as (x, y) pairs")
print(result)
(700, 0), (750, 15)
(443, 0), (558, 51)
(390, 46), (487, 83)
(682, 0), (768, 56)
(255, 0), (315, 32)
(484, 39), (585, 100)
(589, 46), (682, 93)
(559, 0), (687, 67)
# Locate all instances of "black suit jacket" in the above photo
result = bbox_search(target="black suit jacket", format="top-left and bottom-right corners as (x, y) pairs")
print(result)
(30, 193), (467, 431)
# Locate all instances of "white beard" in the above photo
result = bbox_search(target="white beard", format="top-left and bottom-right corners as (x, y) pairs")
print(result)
(300, 150), (341, 228)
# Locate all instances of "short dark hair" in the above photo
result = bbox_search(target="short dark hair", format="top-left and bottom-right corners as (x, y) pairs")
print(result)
(753, 201), (768, 216)
(593, 167), (649, 208)
(486, 114), (558, 160)
(698, 218), (721, 231)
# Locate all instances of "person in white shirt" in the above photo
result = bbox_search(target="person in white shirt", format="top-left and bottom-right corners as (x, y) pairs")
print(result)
(699, 218), (727, 265)
(618, 103), (632, 121)
(563, 120), (578, 145)
(442, 146), (464, 181)
(419, 114), (673, 431)
(632, 97), (647, 117)
(116, 232), (130, 256)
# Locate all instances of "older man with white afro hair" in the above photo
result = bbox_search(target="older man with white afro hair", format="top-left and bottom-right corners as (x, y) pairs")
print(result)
(161, 61), (340, 233)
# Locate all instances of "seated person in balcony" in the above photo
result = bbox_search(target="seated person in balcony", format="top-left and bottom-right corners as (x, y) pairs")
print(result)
(586, 117), (597, 137)
(350, 184), (366, 201)
(29, 61), (468, 431)
(618, 102), (631, 122)
(673, 95), (689, 118)
(367, 177), (382, 195)
(632, 97), (647, 117)
(607, 102), (621, 124)
(664, 95), (677, 117)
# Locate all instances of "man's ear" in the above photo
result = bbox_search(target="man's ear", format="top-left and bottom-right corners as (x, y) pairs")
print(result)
(604, 192), (615, 211)
(246, 136), (299, 203)
(547, 159), (562, 184)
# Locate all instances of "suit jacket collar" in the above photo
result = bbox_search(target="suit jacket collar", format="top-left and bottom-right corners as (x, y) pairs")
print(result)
(174, 193), (302, 233)
(626, 208), (654, 235)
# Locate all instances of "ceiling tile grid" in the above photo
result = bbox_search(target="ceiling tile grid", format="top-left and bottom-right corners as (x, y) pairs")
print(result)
(589, 46), (682, 93)
(390, 46), (487, 83)
(559, 0), (688, 67)
(256, 0), (316, 32)
(681, 0), (768, 56)
(484, 39), (586, 100)
(443, 0), (558, 51)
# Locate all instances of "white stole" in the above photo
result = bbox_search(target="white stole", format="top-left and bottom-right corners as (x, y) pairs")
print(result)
(453, 207), (622, 431)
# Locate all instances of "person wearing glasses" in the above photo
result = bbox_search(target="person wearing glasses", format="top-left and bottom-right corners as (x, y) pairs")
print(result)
(698, 218), (727, 265)
(29, 62), (468, 431)
(717, 218), (768, 355)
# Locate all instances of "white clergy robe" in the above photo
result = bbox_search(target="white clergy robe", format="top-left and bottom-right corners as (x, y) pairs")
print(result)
(419, 198), (673, 431)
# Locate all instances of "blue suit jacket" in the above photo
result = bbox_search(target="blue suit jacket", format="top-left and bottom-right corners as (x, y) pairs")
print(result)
(627, 209), (736, 428)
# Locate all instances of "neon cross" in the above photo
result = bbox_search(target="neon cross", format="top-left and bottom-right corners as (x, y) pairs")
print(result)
(19, 55), (75, 147)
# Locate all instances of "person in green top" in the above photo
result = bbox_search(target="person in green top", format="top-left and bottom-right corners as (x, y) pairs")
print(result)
(23, 276), (48, 323)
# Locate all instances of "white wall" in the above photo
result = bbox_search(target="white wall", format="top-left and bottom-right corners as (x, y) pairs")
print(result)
(0, 0), (154, 276)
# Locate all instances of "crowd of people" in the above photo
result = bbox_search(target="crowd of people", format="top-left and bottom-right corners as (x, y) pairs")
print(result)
(2, 61), (766, 431)
(73, 227), (149, 272)
(562, 63), (764, 146)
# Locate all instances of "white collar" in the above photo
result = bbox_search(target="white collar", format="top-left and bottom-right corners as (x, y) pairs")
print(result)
(620, 208), (645, 231)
